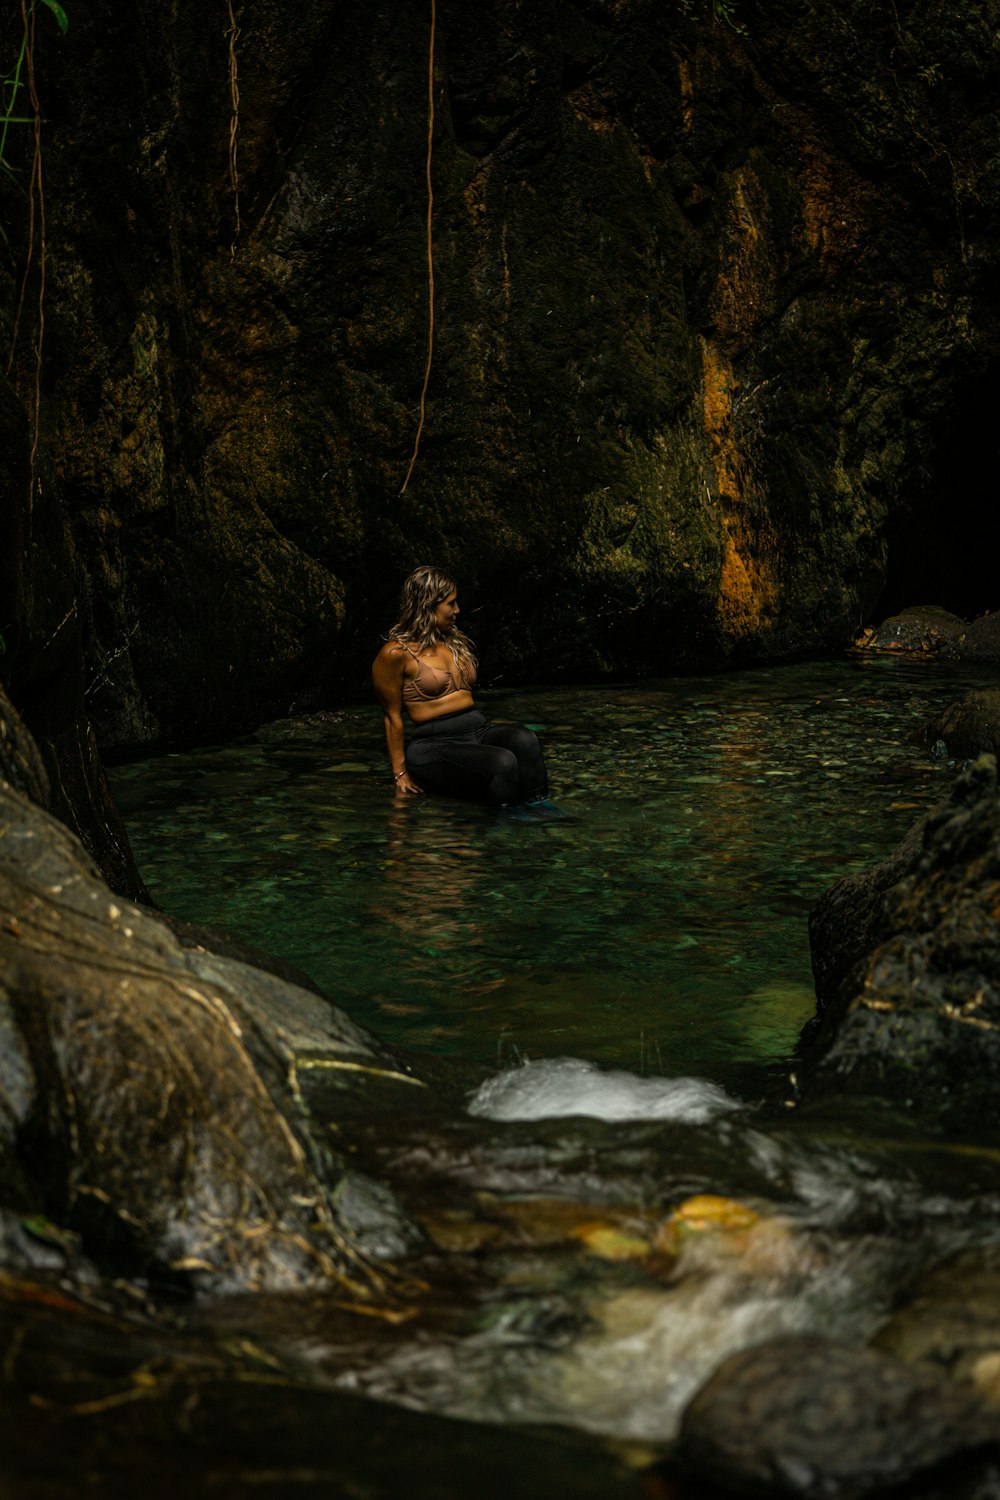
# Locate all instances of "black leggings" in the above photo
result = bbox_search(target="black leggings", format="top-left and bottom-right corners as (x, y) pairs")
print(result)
(406, 709), (548, 807)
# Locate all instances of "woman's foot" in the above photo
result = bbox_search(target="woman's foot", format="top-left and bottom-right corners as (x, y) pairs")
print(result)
(504, 797), (575, 822)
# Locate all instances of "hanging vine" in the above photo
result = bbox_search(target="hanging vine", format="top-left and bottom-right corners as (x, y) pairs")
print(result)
(399, 0), (436, 496)
(1, 0), (65, 181)
(2, 0), (68, 540)
(226, 0), (241, 251)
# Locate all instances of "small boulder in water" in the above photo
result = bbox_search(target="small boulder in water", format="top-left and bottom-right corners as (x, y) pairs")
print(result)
(875, 1244), (1000, 1397)
(959, 612), (1000, 662)
(678, 1334), (996, 1498)
(856, 605), (966, 657)
(468, 1058), (741, 1124)
(915, 688), (1000, 760)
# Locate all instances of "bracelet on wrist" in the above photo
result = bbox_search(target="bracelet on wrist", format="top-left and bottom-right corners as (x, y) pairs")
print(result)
(393, 770), (406, 781)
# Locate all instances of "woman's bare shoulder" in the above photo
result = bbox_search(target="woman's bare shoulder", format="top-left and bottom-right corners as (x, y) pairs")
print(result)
(373, 639), (412, 677)
(375, 638), (407, 660)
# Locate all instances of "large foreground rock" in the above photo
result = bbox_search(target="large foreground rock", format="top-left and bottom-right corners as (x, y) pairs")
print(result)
(0, 773), (421, 1296)
(802, 755), (1000, 1124)
(0, 1271), (647, 1500)
(678, 1335), (996, 1499)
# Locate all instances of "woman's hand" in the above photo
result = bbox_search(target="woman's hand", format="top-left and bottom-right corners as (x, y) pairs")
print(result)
(373, 646), (423, 796)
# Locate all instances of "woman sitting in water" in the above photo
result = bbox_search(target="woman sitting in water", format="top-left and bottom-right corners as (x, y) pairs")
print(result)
(372, 565), (555, 812)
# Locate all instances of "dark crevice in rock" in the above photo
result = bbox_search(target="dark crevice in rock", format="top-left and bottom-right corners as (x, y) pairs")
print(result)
(878, 359), (1000, 622)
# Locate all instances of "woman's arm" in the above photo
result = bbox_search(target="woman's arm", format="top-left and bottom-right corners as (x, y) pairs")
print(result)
(371, 645), (424, 795)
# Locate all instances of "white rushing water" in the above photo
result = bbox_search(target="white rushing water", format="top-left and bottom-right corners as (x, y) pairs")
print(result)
(468, 1056), (743, 1123)
(333, 1223), (896, 1443)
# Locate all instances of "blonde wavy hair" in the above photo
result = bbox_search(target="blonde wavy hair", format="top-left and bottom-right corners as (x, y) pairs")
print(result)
(388, 566), (477, 675)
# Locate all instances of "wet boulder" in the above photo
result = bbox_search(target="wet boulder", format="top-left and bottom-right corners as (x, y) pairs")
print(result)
(959, 614), (1000, 664)
(0, 776), (420, 1296)
(806, 809), (929, 1016)
(678, 1334), (997, 1499)
(859, 606), (967, 657)
(801, 755), (1000, 1125)
(916, 689), (1000, 760)
(876, 1245), (1000, 1401)
(0, 1272), (646, 1500)
(0, 682), (50, 809)
(0, 390), (148, 902)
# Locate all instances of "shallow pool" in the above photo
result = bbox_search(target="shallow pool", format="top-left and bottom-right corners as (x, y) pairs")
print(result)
(109, 654), (989, 1090)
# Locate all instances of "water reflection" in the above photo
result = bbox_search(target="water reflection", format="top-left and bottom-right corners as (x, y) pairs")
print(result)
(368, 799), (499, 1041)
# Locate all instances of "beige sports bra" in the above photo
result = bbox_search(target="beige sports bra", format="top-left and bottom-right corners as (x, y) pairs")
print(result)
(400, 644), (475, 703)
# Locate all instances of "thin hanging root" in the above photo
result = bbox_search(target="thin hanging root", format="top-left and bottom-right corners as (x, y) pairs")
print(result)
(30, 1383), (163, 1417)
(226, 0), (241, 250)
(296, 1057), (427, 1087)
(399, 0), (436, 496)
(325, 1298), (421, 1325)
(6, 2), (34, 380)
(27, 5), (44, 534)
(3, 1323), (28, 1384)
(7, 0), (45, 541)
(29, 1366), (297, 1419)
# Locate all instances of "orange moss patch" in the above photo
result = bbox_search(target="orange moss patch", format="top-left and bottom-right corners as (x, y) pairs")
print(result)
(463, 175), (489, 220)
(662, 1195), (822, 1278)
(717, 528), (774, 638)
(794, 138), (875, 271)
(799, 148), (839, 258)
(501, 221), (512, 308)
(421, 1195), (678, 1267)
(707, 161), (775, 346)
(700, 336), (778, 641)
(574, 1223), (653, 1261)
(0, 1271), (83, 1314)
(700, 340), (735, 438)
(671, 1194), (760, 1231)
(566, 84), (618, 133)
(420, 1213), (503, 1253)
(677, 57), (694, 133)
(754, 88), (879, 273)
(700, 338), (739, 504)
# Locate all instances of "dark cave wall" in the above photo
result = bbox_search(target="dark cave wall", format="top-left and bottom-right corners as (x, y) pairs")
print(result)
(2, 0), (1000, 760)
(878, 361), (1000, 621)
(0, 377), (147, 899)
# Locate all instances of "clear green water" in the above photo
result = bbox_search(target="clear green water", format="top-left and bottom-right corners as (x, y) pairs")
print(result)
(109, 654), (989, 1089)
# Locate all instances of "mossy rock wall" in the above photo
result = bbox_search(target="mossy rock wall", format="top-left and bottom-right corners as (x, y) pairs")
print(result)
(2, 0), (999, 751)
